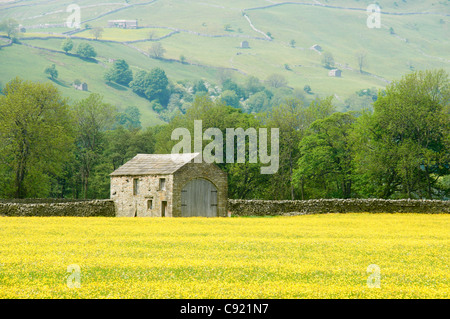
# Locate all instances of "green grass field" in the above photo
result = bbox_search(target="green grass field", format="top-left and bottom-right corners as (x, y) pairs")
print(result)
(0, 214), (448, 298)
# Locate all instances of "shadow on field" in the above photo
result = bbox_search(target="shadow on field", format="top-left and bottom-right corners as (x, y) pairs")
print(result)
(106, 81), (128, 91)
(48, 78), (70, 88)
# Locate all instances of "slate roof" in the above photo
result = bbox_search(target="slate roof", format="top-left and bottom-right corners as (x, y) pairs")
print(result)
(110, 153), (201, 176)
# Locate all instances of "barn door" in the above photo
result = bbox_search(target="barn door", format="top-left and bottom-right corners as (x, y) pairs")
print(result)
(181, 179), (218, 217)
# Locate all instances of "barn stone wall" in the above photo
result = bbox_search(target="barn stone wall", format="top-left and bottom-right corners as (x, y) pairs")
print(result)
(228, 199), (450, 216)
(111, 175), (174, 217)
(173, 163), (228, 217)
(0, 199), (115, 217)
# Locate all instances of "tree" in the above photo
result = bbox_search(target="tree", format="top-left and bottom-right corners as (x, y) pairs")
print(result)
(321, 51), (335, 69)
(104, 59), (133, 86)
(145, 67), (170, 104)
(294, 112), (357, 199)
(304, 96), (335, 125)
(0, 78), (74, 198)
(355, 50), (367, 73)
(90, 27), (104, 40)
(61, 38), (74, 53)
(105, 126), (155, 171)
(354, 69), (450, 198)
(193, 79), (208, 94)
(180, 54), (186, 64)
(76, 43), (97, 59)
(289, 40), (296, 48)
(44, 64), (58, 80)
(130, 70), (150, 97)
(261, 96), (335, 200)
(245, 75), (264, 94)
(115, 106), (142, 130)
(0, 18), (19, 38)
(222, 79), (245, 99)
(148, 42), (166, 59)
(73, 94), (116, 198)
(263, 99), (305, 200)
(130, 68), (170, 104)
(304, 85), (312, 94)
(266, 74), (287, 88)
(220, 90), (240, 108)
(245, 91), (270, 113)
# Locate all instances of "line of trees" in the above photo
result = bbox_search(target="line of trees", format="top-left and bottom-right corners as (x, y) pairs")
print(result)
(0, 69), (448, 200)
(60, 38), (97, 59)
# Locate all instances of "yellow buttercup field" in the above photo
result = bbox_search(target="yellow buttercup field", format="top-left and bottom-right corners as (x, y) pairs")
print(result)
(0, 214), (448, 299)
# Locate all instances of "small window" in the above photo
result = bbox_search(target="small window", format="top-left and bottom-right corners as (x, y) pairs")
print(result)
(160, 178), (166, 190)
(147, 200), (153, 210)
(133, 178), (140, 195)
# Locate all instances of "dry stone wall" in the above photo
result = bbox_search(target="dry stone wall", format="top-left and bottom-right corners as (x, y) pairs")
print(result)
(1, 199), (448, 217)
(0, 199), (115, 217)
(228, 199), (450, 216)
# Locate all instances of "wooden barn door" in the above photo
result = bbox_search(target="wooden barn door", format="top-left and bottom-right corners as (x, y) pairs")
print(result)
(181, 179), (218, 217)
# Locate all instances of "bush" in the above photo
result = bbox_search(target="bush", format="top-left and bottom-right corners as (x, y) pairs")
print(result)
(44, 64), (58, 79)
(76, 43), (97, 58)
(304, 85), (312, 94)
(104, 59), (133, 86)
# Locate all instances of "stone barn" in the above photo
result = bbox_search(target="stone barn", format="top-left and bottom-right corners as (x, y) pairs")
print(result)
(107, 20), (138, 29)
(328, 69), (342, 77)
(310, 44), (322, 52)
(110, 153), (228, 217)
(73, 82), (88, 91)
(240, 41), (250, 48)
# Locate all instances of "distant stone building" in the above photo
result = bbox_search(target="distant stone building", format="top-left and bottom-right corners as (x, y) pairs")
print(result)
(110, 153), (228, 218)
(73, 82), (88, 91)
(310, 44), (322, 51)
(240, 41), (250, 49)
(328, 69), (342, 77)
(107, 20), (138, 29)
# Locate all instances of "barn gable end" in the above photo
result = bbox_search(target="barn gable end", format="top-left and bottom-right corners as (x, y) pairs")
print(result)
(173, 162), (228, 217)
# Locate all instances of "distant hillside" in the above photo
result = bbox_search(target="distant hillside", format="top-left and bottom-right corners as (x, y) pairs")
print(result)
(1, 0), (449, 126)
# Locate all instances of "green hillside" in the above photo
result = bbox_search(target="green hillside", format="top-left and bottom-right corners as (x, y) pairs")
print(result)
(0, 0), (449, 126)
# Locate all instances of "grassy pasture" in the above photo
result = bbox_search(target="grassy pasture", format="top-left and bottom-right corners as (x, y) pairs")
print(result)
(0, 214), (448, 298)
(0, 39), (219, 127)
(75, 27), (172, 42)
